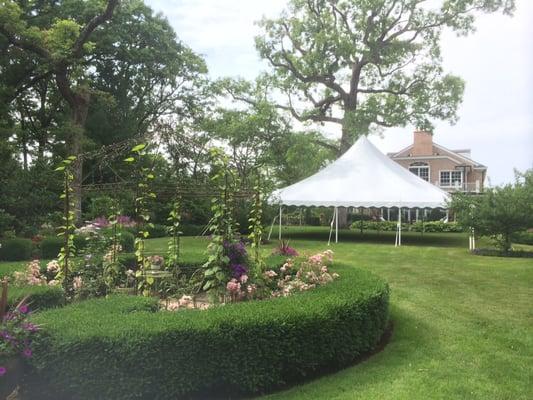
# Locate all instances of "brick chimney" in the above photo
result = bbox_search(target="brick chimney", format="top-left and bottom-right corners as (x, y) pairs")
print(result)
(412, 130), (433, 156)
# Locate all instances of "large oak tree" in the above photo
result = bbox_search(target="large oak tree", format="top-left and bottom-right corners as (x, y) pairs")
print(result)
(256, 0), (515, 155)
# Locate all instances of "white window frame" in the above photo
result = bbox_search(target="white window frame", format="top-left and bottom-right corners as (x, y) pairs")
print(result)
(408, 164), (430, 182)
(440, 170), (463, 188)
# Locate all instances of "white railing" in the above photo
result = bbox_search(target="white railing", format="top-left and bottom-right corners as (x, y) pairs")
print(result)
(435, 180), (482, 193)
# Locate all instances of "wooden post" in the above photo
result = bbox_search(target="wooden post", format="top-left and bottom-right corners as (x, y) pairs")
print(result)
(0, 278), (8, 321)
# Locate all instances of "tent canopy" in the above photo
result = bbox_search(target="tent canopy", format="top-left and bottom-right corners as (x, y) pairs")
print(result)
(271, 136), (450, 209)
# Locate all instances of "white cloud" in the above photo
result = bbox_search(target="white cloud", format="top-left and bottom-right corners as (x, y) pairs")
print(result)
(146, 0), (533, 185)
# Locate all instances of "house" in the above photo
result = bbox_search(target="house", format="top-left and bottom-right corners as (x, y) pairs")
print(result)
(388, 131), (487, 193)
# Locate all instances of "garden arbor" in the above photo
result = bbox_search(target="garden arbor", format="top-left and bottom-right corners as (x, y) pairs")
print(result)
(271, 136), (450, 246)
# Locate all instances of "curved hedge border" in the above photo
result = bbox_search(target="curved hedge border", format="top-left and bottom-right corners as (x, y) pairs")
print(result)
(30, 266), (389, 399)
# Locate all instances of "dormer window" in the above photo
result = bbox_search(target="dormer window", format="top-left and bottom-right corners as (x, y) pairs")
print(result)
(440, 170), (463, 187)
(409, 162), (429, 181)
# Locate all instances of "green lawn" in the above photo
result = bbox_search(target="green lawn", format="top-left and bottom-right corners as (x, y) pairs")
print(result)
(258, 228), (533, 400)
(1, 228), (531, 399)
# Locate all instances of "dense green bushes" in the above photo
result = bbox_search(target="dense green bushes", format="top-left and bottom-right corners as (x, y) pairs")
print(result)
(349, 220), (464, 233)
(30, 266), (389, 399)
(7, 285), (65, 310)
(511, 231), (533, 245)
(0, 238), (33, 261)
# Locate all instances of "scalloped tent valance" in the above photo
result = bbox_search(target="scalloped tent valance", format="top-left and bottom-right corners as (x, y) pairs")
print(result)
(271, 136), (450, 209)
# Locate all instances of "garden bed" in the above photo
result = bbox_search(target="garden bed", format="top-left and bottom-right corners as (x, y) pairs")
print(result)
(27, 265), (389, 399)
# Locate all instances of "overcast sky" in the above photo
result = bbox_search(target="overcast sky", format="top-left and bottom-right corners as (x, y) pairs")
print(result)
(146, 0), (532, 185)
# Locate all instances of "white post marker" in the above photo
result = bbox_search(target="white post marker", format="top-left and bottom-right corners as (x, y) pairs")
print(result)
(395, 207), (402, 247)
(278, 205), (282, 240)
(335, 206), (339, 243)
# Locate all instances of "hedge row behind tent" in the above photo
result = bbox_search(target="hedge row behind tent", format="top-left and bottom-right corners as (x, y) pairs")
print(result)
(270, 136), (450, 246)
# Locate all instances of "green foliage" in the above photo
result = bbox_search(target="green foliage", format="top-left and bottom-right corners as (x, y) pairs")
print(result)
(30, 267), (389, 399)
(451, 170), (533, 252)
(255, 0), (514, 150)
(349, 220), (463, 233)
(248, 173), (264, 267)
(55, 156), (77, 287)
(0, 238), (33, 261)
(7, 285), (65, 310)
(166, 198), (182, 269)
(511, 231), (533, 246)
(202, 148), (240, 296)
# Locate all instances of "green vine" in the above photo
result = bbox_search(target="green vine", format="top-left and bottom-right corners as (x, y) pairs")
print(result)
(202, 148), (239, 297)
(125, 143), (155, 295)
(103, 202), (122, 289)
(248, 172), (264, 268)
(167, 196), (182, 270)
(54, 156), (77, 290)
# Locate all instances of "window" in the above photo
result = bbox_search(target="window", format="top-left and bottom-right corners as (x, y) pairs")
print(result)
(440, 170), (463, 187)
(409, 163), (429, 181)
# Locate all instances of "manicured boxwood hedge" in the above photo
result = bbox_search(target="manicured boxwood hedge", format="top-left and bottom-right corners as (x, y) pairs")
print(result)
(0, 238), (33, 261)
(29, 266), (389, 399)
(7, 285), (65, 310)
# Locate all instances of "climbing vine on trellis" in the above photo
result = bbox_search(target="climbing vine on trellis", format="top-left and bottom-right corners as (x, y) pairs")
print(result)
(248, 172), (264, 268)
(202, 148), (240, 297)
(54, 156), (77, 289)
(124, 143), (156, 295)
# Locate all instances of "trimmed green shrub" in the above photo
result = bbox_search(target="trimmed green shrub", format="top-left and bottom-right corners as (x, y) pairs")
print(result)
(0, 238), (33, 261)
(39, 237), (64, 259)
(512, 231), (533, 245)
(30, 266), (389, 399)
(410, 221), (464, 233)
(472, 248), (533, 258)
(7, 285), (65, 310)
(147, 223), (168, 238)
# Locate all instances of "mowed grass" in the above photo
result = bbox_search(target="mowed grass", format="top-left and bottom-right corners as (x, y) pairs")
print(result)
(258, 227), (533, 400)
(1, 228), (531, 399)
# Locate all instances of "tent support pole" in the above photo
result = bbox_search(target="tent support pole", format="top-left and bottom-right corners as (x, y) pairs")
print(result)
(335, 207), (339, 243)
(328, 207), (336, 246)
(387, 208), (390, 221)
(278, 206), (282, 241)
(395, 207), (402, 247)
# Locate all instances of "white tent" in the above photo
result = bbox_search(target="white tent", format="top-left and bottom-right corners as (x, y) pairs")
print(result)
(270, 136), (450, 245)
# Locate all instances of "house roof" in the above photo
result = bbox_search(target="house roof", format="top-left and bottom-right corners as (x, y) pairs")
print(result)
(389, 141), (487, 169)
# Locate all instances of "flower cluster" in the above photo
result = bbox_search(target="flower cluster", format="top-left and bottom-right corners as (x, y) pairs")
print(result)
(226, 274), (257, 301)
(224, 239), (249, 280)
(1, 301), (39, 377)
(13, 260), (46, 286)
(148, 255), (164, 266)
(103, 244), (123, 263)
(91, 215), (136, 229)
(265, 250), (338, 298)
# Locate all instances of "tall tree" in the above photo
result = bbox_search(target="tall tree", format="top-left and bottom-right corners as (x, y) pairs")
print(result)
(256, 0), (514, 155)
(0, 0), (119, 221)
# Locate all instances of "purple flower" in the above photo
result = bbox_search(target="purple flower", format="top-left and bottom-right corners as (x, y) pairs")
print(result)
(18, 304), (29, 314)
(22, 348), (32, 358)
(231, 264), (248, 278)
(0, 367), (6, 376)
(92, 216), (109, 228)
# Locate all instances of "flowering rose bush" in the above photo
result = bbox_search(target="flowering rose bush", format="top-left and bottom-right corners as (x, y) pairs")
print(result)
(13, 260), (47, 286)
(263, 249), (339, 298)
(0, 299), (39, 377)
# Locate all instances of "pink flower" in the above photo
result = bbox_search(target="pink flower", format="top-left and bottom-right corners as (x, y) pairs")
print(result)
(321, 266), (328, 273)
(178, 295), (193, 307)
(0, 367), (6, 376)
(18, 304), (29, 314)
(226, 279), (241, 293)
(73, 276), (83, 290)
(263, 270), (277, 279)
(239, 274), (248, 284)
(22, 348), (32, 358)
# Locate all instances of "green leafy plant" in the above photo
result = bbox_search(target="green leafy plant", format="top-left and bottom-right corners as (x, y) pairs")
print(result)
(125, 143), (156, 295)
(248, 172), (264, 270)
(202, 148), (240, 297)
(54, 156), (77, 289)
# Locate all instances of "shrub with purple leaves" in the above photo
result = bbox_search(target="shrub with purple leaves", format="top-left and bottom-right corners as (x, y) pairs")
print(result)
(273, 240), (298, 257)
(1, 300), (39, 377)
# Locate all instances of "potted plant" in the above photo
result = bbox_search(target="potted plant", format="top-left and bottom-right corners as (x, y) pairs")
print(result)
(148, 255), (164, 270)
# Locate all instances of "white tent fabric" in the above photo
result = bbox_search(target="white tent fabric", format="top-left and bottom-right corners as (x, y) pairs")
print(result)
(271, 136), (450, 209)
